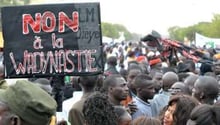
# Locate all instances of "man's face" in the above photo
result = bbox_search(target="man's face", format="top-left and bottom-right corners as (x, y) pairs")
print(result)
(153, 72), (163, 86)
(192, 81), (202, 101)
(139, 83), (155, 100)
(127, 69), (141, 88)
(111, 77), (129, 101)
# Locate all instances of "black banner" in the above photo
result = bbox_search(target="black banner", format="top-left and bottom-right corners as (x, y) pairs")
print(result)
(1, 3), (103, 78)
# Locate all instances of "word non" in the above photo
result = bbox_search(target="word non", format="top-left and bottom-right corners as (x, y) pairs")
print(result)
(22, 11), (79, 34)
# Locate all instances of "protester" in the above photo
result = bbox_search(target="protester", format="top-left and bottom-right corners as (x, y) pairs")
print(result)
(114, 106), (132, 125)
(50, 76), (65, 112)
(68, 75), (98, 125)
(151, 71), (179, 117)
(162, 95), (199, 125)
(187, 104), (220, 125)
(83, 92), (118, 125)
(132, 74), (155, 119)
(152, 71), (163, 94)
(0, 80), (57, 125)
(104, 56), (119, 76)
(33, 78), (53, 95)
(183, 74), (198, 95)
(170, 82), (190, 95)
(126, 64), (142, 96)
(192, 76), (219, 105)
(103, 74), (129, 106)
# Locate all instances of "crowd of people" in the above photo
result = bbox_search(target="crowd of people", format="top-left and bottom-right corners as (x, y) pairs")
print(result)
(0, 34), (220, 125)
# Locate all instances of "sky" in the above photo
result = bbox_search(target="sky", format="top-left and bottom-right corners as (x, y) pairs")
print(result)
(39, 0), (220, 36)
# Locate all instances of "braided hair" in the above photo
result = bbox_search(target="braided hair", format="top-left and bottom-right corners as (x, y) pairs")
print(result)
(83, 92), (118, 125)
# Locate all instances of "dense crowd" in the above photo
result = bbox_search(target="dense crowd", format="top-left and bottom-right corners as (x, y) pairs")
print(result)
(0, 33), (220, 125)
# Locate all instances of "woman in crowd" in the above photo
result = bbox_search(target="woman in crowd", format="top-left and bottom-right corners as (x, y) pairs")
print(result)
(162, 95), (199, 125)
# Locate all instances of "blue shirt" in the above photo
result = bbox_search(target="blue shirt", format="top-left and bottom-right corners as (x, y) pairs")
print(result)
(132, 96), (152, 119)
(150, 91), (171, 117)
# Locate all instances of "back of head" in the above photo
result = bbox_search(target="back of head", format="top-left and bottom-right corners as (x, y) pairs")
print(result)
(194, 76), (219, 102)
(132, 116), (161, 125)
(0, 80), (57, 125)
(114, 106), (131, 125)
(107, 56), (117, 66)
(34, 78), (52, 94)
(184, 74), (198, 94)
(114, 106), (128, 119)
(162, 72), (179, 91)
(188, 104), (220, 125)
(177, 62), (190, 73)
(83, 92), (117, 125)
(200, 62), (213, 75)
(177, 73), (190, 82)
(127, 63), (142, 74)
(79, 75), (98, 89)
(184, 59), (196, 73)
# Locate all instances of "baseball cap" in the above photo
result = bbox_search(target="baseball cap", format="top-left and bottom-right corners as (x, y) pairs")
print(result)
(0, 80), (57, 125)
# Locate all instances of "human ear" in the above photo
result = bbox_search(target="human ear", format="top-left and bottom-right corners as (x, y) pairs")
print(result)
(109, 87), (114, 93)
(10, 115), (21, 125)
(137, 87), (141, 93)
(200, 92), (204, 99)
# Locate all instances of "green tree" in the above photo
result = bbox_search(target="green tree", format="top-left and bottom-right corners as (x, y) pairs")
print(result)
(101, 22), (119, 39)
(113, 24), (132, 40)
(168, 14), (220, 42)
(101, 22), (135, 40)
(210, 14), (220, 37)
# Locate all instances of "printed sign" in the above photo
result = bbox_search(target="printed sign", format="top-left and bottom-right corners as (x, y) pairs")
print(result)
(1, 3), (103, 78)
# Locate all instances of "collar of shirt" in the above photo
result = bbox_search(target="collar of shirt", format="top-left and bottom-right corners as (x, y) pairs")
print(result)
(135, 96), (151, 106)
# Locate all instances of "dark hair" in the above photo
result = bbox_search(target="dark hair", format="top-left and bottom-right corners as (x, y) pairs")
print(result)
(103, 74), (123, 92)
(94, 74), (104, 91)
(107, 56), (117, 66)
(133, 74), (153, 88)
(127, 63), (142, 73)
(196, 76), (219, 101)
(184, 59), (195, 71)
(132, 116), (161, 125)
(114, 106), (127, 118)
(114, 106), (129, 122)
(166, 95), (199, 125)
(83, 92), (118, 125)
(177, 73), (190, 82)
(127, 50), (135, 57)
(79, 75), (98, 88)
(188, 104), (220, 125)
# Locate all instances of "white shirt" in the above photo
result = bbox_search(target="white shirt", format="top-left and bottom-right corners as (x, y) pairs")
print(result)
(61, 91), (83, 121)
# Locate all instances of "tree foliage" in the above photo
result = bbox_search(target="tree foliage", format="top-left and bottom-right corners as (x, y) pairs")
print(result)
(101, 22), (134, 40)
(168, 14), (220, 42)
